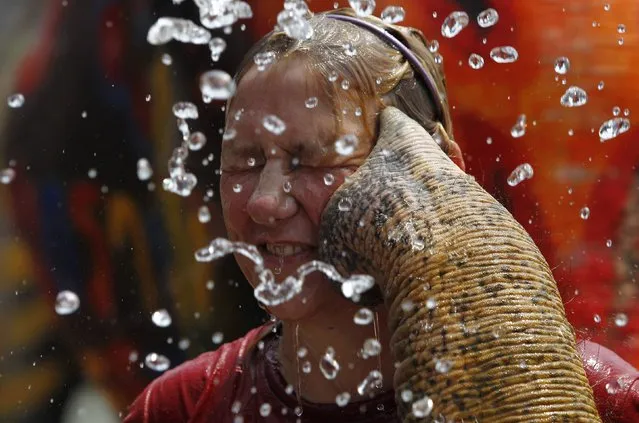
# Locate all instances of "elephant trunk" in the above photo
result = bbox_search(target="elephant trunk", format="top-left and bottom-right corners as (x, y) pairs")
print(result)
(318, 107), (601, 422)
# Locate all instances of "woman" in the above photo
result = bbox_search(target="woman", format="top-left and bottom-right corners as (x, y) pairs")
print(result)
(126, 8), (638, 422)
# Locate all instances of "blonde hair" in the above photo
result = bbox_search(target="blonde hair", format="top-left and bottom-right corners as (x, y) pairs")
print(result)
(231, 7), (457, 156)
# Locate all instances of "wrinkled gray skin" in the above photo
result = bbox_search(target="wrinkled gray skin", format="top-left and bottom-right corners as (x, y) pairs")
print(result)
(318, 107), (602, 422)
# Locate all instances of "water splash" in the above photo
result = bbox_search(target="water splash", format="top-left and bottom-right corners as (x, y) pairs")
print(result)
(55, 290), (80, 315)
(468, 53), (484, 69)
(145, 352), (170, 372)
(7, 93), (25, 108)
(490, 46), (519, 63)
(137, 158), (153, 181)
(510, 114), (527, 138)
(554, 57), (570, 74)
(319, 347), (340, 380)
(599, 117), (630, 142)
(441, 11), (469, 38)
(151, 309), (172, 327)
(194, 238), (374, 306)
(412, 396), (434, 417)
(357, 370), (383, 396)
(335, 134), (358, 155)
(381, 6), (405, 24)
(477, 8), (499, 28)
(560, 86), (588, 107)
(349, 0), (376, 17)
(507, 163), (534, 187)
(147, 18), (211, 45)
(0, 168), (16, 185)
(200, 70), (236, 102)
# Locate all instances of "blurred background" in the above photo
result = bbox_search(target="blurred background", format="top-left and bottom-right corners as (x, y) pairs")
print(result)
(0, 0), (637, 422)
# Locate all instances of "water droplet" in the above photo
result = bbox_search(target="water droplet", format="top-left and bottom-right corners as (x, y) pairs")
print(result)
(335, 392), (350, 407)
(338, 198), (352, 212)
(335, 134), (358, 155)
(341, 79), (351, 90)
(401, 389), (413, 402)
(55, 290), (80, 315)
(606, 380), (621, 394)
(362, 339), (382, 357)
(151, 309), (172, 327)
(411, 396), (434, 418)
(147, 17), (211, 46)
(519, 360), (528, 369)
(254, 50), (276, 71)
(441, 11), (469, 38)
(606, 239), (612, 248)
(599, 117), (630, 142)
(277, 10), (313, 40)
(206, 280), (215, 290)
(198, 205), (211, 223)
(232, 184), (242, 193)
(200, 70), (236, 101)
(305, 97), (318, 109)
(435, 359), (453, 373)
(623, 108), (630, 116)
(302, 361), (312, 373)
(490, 46), (519, 63)
(259, 403), (272, 417)
(319, 347), (340, 379)
(507, 163), (534, 187)
(477, 8), (499, 28)
(172, 102), (199, 119)
(161, 53), (173, 65)
(580, 206), (590, 220)
(212, 332), (224, 344)
(282, 181), (292, 193)
(7, 93), (25, 108)
(188, 131), (207, 151)
(354, 308), (373, 325)
(381, 6), (405, 24)
(343, 43), (357, 57)
(263, 114), (286, 135)
(0, 168), (16, 184)
(427, 40), (439, 53)
(146, 94), (152, 102)
(554, 56), (570, 74)
(349, 0), (376, 17)
(468, 53), (484, 69)
(357, 370), (383, 396)
(618, 24), (626, 34)
(145, 352), (170, 372)
(208, 37), (226, 61)
(297, 346), (308, 358)
(614, 313), (628, 327)
(510, 114), (527, 138)
(426, 297), (437, 310)
(604, 3), (611, 11)
(137, 157), (153, 181)
(594, 314), (601, 323)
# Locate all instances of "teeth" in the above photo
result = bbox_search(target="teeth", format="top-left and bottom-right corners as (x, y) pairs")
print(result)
(265, 244), (305, 256)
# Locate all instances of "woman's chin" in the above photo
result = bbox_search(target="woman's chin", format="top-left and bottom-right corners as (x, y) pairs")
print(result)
(267, 272), (341, 321)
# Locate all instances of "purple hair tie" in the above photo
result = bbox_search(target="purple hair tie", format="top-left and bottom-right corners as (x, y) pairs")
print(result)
(326, 14), (446, 126)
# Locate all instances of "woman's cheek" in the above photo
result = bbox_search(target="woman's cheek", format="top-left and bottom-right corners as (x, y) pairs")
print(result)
(294, 167), (357, 225)
(220, 173), (258, 235)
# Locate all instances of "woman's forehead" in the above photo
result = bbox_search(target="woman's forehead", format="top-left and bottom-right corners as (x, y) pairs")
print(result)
(227, 63), (337, 140)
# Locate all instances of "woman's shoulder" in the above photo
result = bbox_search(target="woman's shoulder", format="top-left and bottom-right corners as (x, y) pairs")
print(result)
(123, 324), (271, 423)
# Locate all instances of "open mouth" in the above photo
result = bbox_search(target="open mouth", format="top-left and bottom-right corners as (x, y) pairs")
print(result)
(257, 243), (317, 266)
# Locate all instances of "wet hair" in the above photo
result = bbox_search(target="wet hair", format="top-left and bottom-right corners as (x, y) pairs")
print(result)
(229, 7), (460, 159)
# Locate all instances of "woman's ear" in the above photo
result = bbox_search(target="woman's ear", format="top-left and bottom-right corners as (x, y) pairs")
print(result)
(447, 139), (466, 172)
(433, 122), (466, 172)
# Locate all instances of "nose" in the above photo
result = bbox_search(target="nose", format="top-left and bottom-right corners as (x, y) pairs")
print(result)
(246, 161), (298, 225)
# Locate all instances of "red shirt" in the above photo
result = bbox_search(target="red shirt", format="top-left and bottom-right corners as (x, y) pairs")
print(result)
(125, 324), (639, 423)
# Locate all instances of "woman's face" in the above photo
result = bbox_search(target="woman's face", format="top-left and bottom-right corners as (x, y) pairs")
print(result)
(220, 60), (377, 320)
